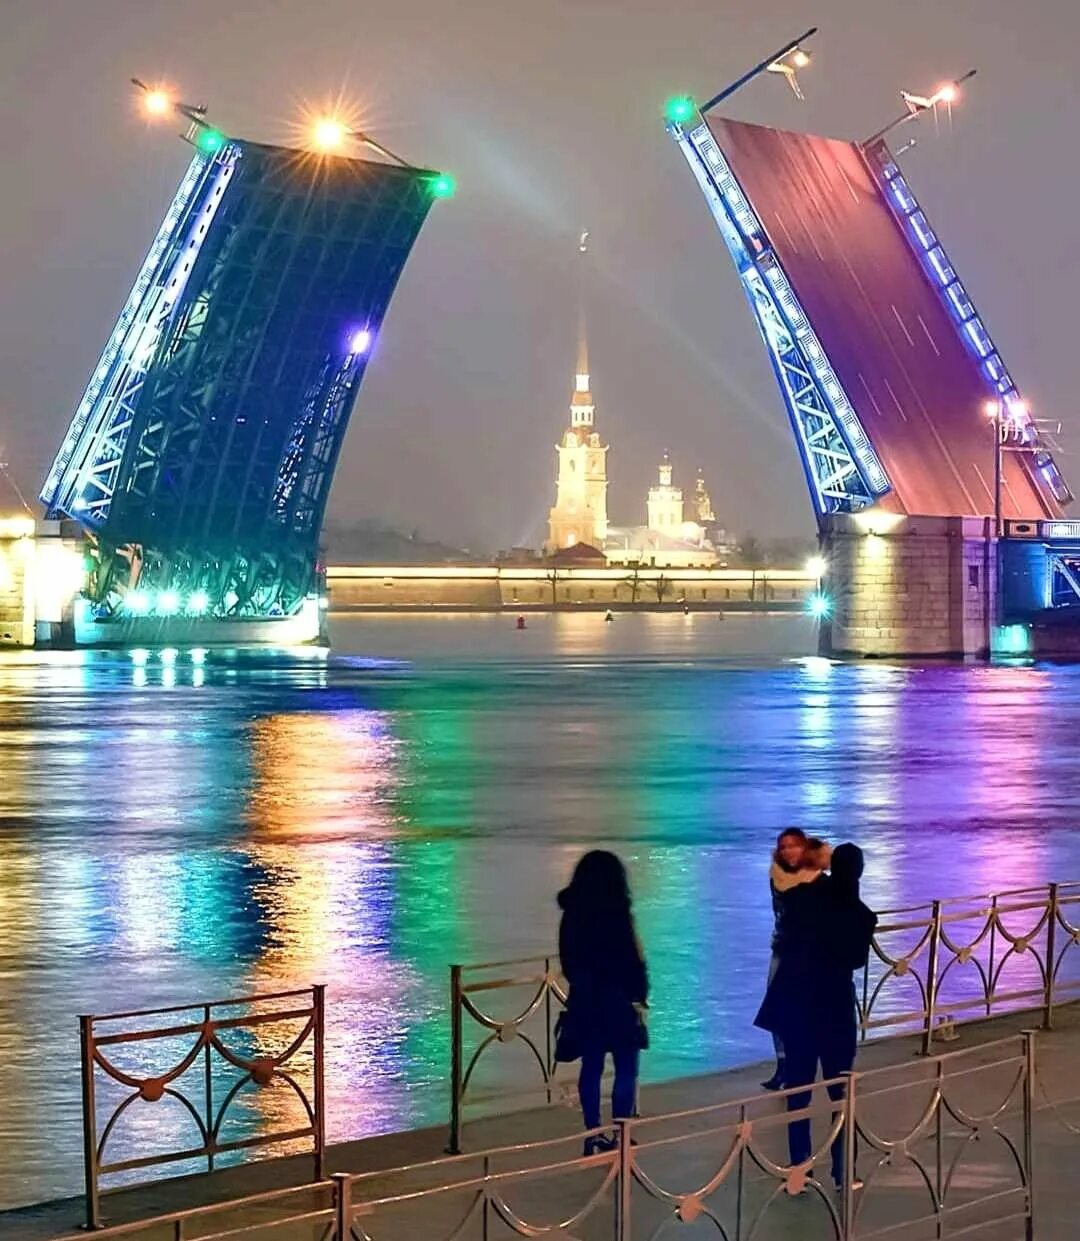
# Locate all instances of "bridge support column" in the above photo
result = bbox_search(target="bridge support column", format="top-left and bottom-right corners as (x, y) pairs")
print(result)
(820, 513), (996, 659)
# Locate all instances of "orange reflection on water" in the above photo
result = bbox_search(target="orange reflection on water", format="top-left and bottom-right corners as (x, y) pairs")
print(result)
(243, 709), (411, 1138)
(248, 711), (400, 842)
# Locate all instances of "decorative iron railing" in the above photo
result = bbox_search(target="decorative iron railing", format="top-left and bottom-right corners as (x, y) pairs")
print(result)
(58, 1032), (1044, 1241)
(79, 985), (325, 1228)
(448, 880), (1080, 1152)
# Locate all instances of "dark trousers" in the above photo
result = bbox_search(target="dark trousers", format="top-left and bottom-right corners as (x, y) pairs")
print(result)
(578, 1046), (639, 1129)
(783, 1022), (856, 1182)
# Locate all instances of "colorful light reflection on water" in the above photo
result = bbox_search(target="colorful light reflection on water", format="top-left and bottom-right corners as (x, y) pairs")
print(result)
(3, 613), (1080, 1207)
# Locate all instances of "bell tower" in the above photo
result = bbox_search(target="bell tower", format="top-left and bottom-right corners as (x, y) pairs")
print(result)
(546, 232), (609, 552)
(647, 452), (684, 532)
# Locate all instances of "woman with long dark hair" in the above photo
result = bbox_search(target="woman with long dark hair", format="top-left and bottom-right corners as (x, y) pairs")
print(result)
(555, 850), (648, 1153)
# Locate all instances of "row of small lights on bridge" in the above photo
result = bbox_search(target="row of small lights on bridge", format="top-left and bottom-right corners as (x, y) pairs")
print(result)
(123, 588), (211, 616)
(137, 84), (456, 199)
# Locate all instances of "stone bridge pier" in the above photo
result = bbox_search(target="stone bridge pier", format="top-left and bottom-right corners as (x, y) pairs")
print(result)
(820, 512), (997, 659)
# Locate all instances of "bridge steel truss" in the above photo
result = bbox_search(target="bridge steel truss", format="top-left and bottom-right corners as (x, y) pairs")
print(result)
(667, 113), (891, 518)
(42, 139), (441, 620)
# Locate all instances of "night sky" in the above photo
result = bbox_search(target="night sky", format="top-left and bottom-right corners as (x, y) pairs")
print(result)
(2, 0), (1078, 550)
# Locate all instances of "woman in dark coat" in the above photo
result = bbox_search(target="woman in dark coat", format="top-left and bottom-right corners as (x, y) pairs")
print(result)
(755, 843), (877, 1187)
(556, 850), (648, 1153)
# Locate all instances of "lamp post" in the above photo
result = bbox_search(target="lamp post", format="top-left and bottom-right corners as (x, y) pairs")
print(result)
(983, 396), (1031, 538)
(310, 117), (414, 167)
(863, 69), (976, 147)
(699, 27), (818, 114)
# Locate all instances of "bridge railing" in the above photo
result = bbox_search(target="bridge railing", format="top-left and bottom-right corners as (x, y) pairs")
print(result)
(59, 1032), (1043, 1241)
(79, 985), (325, 1229)
(448, 879), (1080, 1153)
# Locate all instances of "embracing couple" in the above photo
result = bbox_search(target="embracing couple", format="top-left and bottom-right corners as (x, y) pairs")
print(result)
(757, 828), (878, 1190)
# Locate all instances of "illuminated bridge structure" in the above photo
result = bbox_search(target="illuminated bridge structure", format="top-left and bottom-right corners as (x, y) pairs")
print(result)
(665, 110), (1071, 525)
(42, 132), (446, 630)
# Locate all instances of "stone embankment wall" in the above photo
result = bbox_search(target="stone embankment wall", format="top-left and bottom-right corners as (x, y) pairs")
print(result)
(327, 565), (815, 611)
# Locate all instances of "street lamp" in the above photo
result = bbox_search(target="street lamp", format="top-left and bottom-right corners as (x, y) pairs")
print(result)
(131, 77), (223, 153)
(984, 396), (1030, 537)
(765, 43), (815, 100)
(307, 115), (411, 166)
(311, 116), (349, 152)
(697, 27), (818, 115)
(864, 69), (976, 146)
(307, 116), (455, 197)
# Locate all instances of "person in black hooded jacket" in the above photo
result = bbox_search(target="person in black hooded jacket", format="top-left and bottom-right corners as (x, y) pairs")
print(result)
(555, 850), (648, 1153)
(754, 842), (877, 1188)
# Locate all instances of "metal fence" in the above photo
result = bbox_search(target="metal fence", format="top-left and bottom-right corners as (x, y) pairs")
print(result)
(449, 880), (1080, 1152)
(59, 1032), (1041, 1240)
(79, 985), (325, 1228)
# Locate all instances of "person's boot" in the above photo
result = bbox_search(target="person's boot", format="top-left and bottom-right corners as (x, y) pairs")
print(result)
(761, 1059), (786, 1091)
(584, 1133), (615, 1156)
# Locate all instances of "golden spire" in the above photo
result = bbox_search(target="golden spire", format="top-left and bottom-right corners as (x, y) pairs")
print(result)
(576, 230), (589, 383)
(571, 230), (594, 425)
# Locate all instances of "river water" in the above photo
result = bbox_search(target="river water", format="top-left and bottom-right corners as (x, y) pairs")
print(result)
(2, 611), (1080, 1208)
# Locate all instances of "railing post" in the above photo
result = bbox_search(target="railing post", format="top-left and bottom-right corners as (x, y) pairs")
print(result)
(312, 984), (327, 1181)
(544, 956), (554, 1102)
(615, 1119), (633, 1241)
(923, 900), (943, 1055)
(332, 1172), (352, 1241)
(935, 1058), (944, 1228)
(79, 1014), (102, 1230)
(203, 1004), (214, 1174)
(987, 896), (998, 1018)
(449, 964), (464, 1154)
(1044, 883), (1059, 1030)
(1022, 1030), (1037, 1241)
(839, 1072), (857, 1241)
(735, 1103), (746, 1241)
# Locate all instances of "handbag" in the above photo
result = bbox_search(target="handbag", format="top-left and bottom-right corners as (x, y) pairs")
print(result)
(553, 1006), (583, 1063)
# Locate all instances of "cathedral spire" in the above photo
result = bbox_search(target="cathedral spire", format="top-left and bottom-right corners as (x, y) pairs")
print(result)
(571, 230), (594, 426)
(576, 229), (589, 383)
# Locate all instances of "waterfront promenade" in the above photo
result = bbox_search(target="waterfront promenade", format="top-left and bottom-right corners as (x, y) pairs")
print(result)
(7, 1002), (1079, 1240)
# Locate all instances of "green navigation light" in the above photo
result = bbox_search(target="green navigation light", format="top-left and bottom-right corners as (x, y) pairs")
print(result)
(431, 173), (456, 199)
(197, 127), (225, 154)
(665, 95), (696, 125)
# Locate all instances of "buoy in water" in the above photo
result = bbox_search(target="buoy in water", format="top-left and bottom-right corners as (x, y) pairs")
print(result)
(604, 610), (614, 623)
(516, 615), (526, 630)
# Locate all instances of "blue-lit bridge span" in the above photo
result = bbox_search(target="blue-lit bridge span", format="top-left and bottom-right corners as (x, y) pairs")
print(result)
(41, 100), (450, 634)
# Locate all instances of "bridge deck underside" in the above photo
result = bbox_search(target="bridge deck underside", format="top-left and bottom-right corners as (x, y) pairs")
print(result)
(710, 119), (1058, 521)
